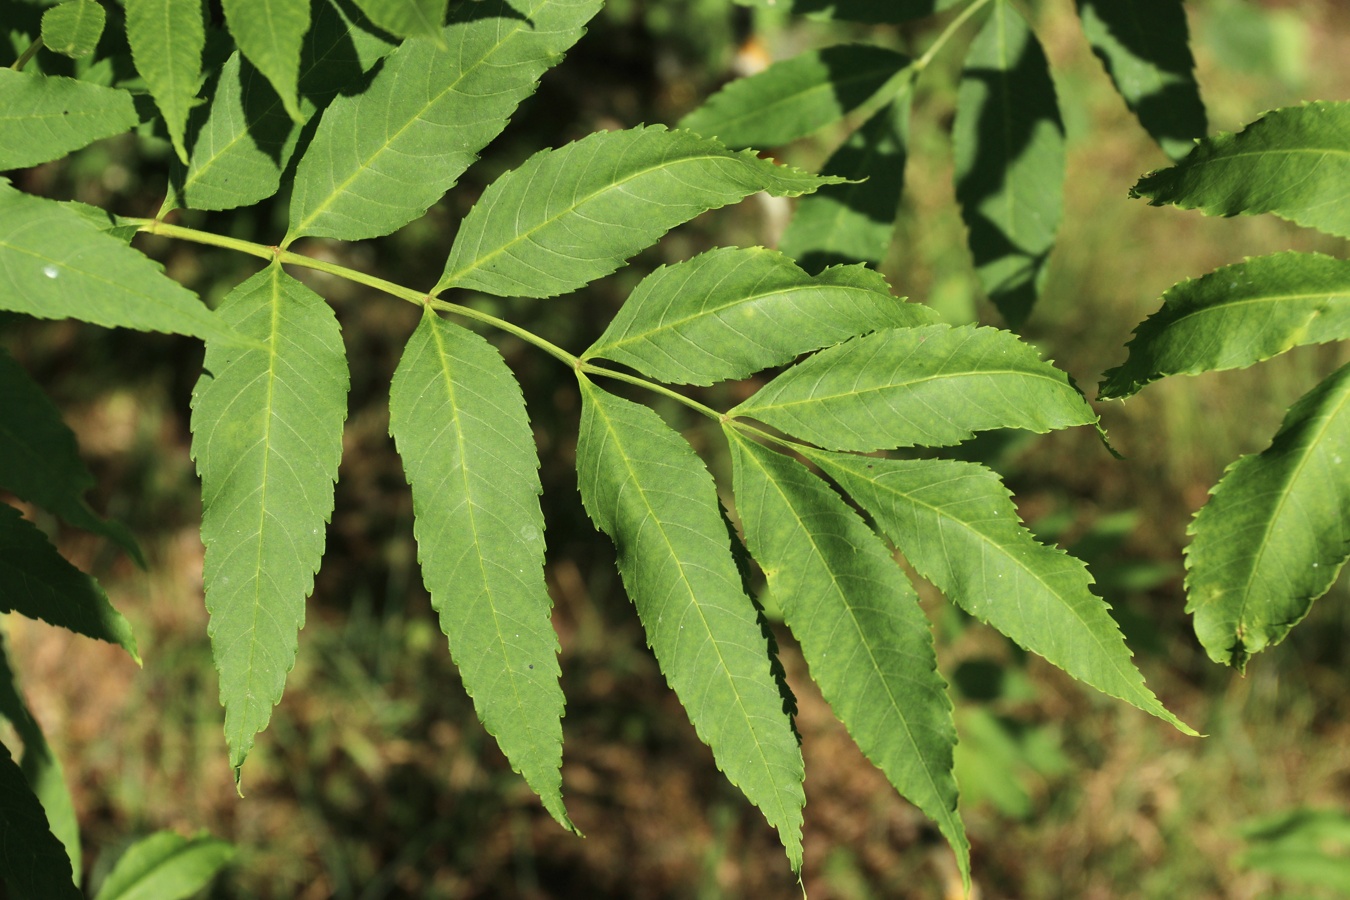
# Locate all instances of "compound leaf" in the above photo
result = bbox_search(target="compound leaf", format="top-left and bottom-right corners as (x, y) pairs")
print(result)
(727, 432), (968, 883)
(575, 380), (805, 868)
(93, 830), (235, 900)
(191, 263), (348, 776)
(124, 0), (205, 164)
(1099, 252), (1350, 400)
(731, 324), (1096, 451)
(220, 0), (310, 122)
(679, 44), (910, 150)
(350, 0), (446, 41)
(585, 247), (937, 386)
(0, 69), (136, 170)
(0, 743), (80, 900)
(731, 0), (962, 23)
(809, 451), (1195, 734)
(438, 125), (842, 298)
(389, 309), (571, 830)
(287, 0), (602, 242)
(953, 0), (1065, 326)
(1131, 100), (1350, 239)
(41, 0), (107, 59)
(1185, 363), (1350, 669)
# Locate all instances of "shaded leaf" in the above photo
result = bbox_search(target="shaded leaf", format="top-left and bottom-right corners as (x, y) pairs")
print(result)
(351, 0), (446, 41)
(93, 830), (235, 900)
(124, 0), (205, 164)
(221, 0), (310, 122)
(0, 742), (80, 900)
(731, 0), (962, 23)
(0, 69), (136, 169)
(41, 0), (107, 58)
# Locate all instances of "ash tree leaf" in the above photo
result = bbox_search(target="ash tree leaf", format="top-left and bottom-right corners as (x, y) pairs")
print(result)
(679, 44), (911, 150)
(287, 0), (603, 243)
(1131, 100), (1350, 239)
(41, 0), (107, 59)
(808, 451), (1196, 734)
(585, 246), (937, 386)
(779, 93), (912, 273)
(1099, 252), (1350, 400)
(0, 347), (141, 562)
(953, 0), (1065, 327)
(0, 503), (139, 660)
(1075, 0), (1205, 161)
(92, 830), (235, 900)
(350, 0), (446, 42)
(575, 380), (805, 868)
(124, 0), (205, 165)
(388, 309), (572, 831)
(437, 125), (843, 298)
(0, 183), (237, 344)
(220, 0), (310, 123)
(1185, 362), (1350, 669)
(0, 69), (137, 170)
(0, 742), (80, 900)
(731, 0), (963, 23)
(731, 324), (1097, 451)
(191, 263), (349, 777)
(727, 431), (969, 883)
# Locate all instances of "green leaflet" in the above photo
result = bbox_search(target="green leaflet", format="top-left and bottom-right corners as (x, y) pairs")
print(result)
(585, 247), (937, 386)
(1131, 101), (1350, 239)
(1185, 363), (1350, 669)
(92, 830), (235, 900)
(731, 324), (1096, 451)
(0, 742), (81, 900)
(0, 183), (235, 343)
(953, 0), (1065, 326)
(808, 451), (1195, 734)
(191, 264), (348, 775)
(438, 125), (842, 298)
(1099, 252), (1350, 400)
(124, 0), (205, 164)
(1075, 0), (1205, 161)
(40, 0), (107, 58)
(0, 348), (141, 561)
(0, 69), (136, 170)
(679, 44), (911, 150)
(0, 503), (138, 660)
(779, 94), (911, 273)
(221, 0), (310, 122)
(731, 0), (962, 22)
(727, 432), (969, 883)
(350, 0), (446, 42)
(388, 309), (571, 831)
(575, 380), (805, 868)
(287, 0), (602, 242)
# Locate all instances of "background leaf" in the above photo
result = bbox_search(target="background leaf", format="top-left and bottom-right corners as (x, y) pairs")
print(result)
(731, 0), (963, 23)
(350, 0), (446, 42)
(220, 0), (310, 122)
(40, 0), (107, 59)
(389, 309), (571, 830)
(92, 830), (234, 900)
(0, 742), (80, 900)
(0, 69), (136, 170)
(124, 0), (205, 164)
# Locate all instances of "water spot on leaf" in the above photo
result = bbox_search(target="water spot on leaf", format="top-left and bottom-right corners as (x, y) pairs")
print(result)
(42, 265), (59, 279)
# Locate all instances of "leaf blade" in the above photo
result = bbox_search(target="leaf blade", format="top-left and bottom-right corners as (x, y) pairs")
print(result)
(0, 69), (137, 170)
(350, 0), (446, 41)
(221, 0), (310, 122)
(41, 0), (107, 59)
(92, 830), (235, 900)
(124, 0), (205, 164)
(0, 743), (80, 900)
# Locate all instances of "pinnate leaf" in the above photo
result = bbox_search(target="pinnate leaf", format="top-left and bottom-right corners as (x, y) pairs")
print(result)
(953, 0), (1065, 326)
(1099, 252), (1350, 400)
(1185, 363), (1350, 669)
(575, 380), (805, 867)
(350, 0), (446, 41)
(727, 432), (968, 882)
(1131, 100), (1350, 239)
(438, 125), (842, 298)
(0, 69), (136, 170)
(221, 0), (310, 122)
(41, 0), (107, 59)
(124, 0), (205, 164)
(0, 742), (80, 900)
(731, 324), (1097, 451)
(808, 451), (1195, 734)
(287, 0), (602, 242)
(93, 830), (235, 900)
(191, 263), (349, 775)
(389, 309), (571, 830)
(585, 247), (937, 386)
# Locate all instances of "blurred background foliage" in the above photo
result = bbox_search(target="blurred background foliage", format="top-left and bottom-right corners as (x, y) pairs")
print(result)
(3, 0), (1350, 897)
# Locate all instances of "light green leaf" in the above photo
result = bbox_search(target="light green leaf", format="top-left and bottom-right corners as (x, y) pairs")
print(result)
(808, 451), (1195, 734)
(779, 94), (911, 273)
(438, 125), (842, 298)
(0, 68), (136, 169)
(221, 0), (310, 122)
(1131, 100), (1350, 239)
(0, 742), (80, 900)
(389, 309), (571, 830)
(0, 347), (141, 561)
(351, 0), (446, 41)
(124, 0), (205, 164)
(41, 0), (107, 58)
(191, 263), (348, 775)
(1099, 252), (1350, 400)
(0, 183), (235, 343)
(575, 380), (805, 867)
(287, 0), (602, 242)
(953, 0), (1065, 326)
(92, 830), (234, 900)
(679, 44), (910, 150)
(1185, 363), (1350, 669)
(727, 431), (968, 883)
(731, 324), (1096, 451)
(0, 503), (138, 659)
(731, 0), (962, 22)
(1075, 0), (1205, 161)
(585, 247), (937, 386)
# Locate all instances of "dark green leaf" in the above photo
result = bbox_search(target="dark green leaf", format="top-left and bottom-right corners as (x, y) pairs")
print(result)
(0, 69), (136, 169)
(0, 742), (80, 900)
